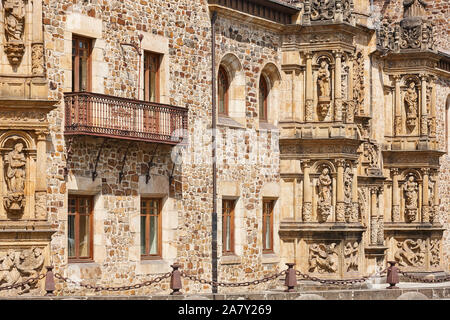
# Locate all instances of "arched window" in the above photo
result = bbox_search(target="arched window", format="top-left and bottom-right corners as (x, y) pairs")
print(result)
(218, 66), (229, 116)
(259, 76), (269, 121)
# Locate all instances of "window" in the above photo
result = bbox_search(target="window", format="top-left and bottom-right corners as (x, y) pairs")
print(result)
(222, 199), (235, 255)
(144, 52), (161, 102)
(72, 36), (92, 92)
(218, 66), (229, 116)
(68, 196), (93, 261)
(141, 198), (162, 259)
(259, 76), (269, 121)
(262, 199), (274, 253)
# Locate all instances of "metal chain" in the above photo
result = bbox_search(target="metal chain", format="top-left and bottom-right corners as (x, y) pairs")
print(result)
(180, 270), (287, 288)
(294, 268), (387, 286)
(54, 271), (172, 292)
(0, 273), (45, 292)
(399, 270), (450, 283)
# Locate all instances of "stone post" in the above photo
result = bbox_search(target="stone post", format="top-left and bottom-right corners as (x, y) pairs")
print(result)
(370, 187), (379, 245)
(433, 171), (439, 224)
(336, 159), (346, 222)
(430, 75), (437, 136)
(334, 50), (343, 122)
(391, 168), (400, 222)
(420, 74), (428, 136)
(394, 75), (402, 136)
(302, 160), (312, 222)
(422, 168), (430, 223)
(35, 130), (48, 219)
(305, 51), (313, 122)
(351, 160), (359, 222)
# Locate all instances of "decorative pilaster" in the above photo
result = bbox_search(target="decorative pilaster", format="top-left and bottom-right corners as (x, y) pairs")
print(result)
(420, 74), (428, 136)
(432, 170), (439, 224)
(302, 160), (312, 222)
(351, 160), (359, 223)
(422, 168), (430, 223)
(370, 187), (379, 245)
(336, 159), (346, 222)
(391, 168), (401, 222)
(305, 51), (313, 122)
(35, 130), (49, 220)
(394, 75), (402, 136)
(429, 75), (437, 136)
(334, 50), (343, 122)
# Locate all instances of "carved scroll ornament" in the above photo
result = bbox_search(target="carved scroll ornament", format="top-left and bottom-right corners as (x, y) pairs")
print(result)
(309, 243), (338, 274)
(394, 239), (425, 267)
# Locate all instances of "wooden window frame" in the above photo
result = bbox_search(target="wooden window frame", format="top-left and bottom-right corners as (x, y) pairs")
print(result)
(68, 195), (94, 263)
(218, 66), (229, 116)
(143, 51), (161, 103)
(140, 198), (163, 260)
(262, 199), (274, 254)
(259, 75), (269, 122)
(72, 35), (92, 92)
(222, 199), (235, 255)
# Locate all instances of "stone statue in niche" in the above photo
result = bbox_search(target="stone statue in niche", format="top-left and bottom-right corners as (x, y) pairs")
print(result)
(394, 239), (426, 267)
(3, 0), (26, 66)
(3, 142), (26, 214)
(344, 242), (358, 272)
(403, 175), (418, 222)
(404, 82), (418, 128)
(317, 167), (332, 222)
(0, 248), (44, 295)
(317, 60), (331, 98)
(308, 243), (338, 274)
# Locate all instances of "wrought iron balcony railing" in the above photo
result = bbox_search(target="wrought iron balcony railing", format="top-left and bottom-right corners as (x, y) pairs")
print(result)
(64, 92), (188, 145)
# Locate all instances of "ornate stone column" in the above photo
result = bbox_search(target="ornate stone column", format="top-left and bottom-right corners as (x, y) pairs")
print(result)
(35, 130), (48, 219)
(432, 170), (439, 224)
(305, 51), (313, 122)
(351, 160), (359, 222)
(334, 50), (343, 122)
(336, 159), (346, 222)
(391, 168), (401, 222)
(302, 160), (312, 222)
(370, 187), (379, 245)
(422, 168), (430, 223)
(429, 75), (437, 136)
(420, 74), (428, 136)
(394, 75), (402, 136)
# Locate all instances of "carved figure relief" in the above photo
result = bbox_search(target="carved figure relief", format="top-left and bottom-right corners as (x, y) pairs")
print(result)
(403, 175), (418, 222)
(3, 0), (26, 66)
(344, 242), (358, 272)
(364, 143), (379, 169)
(3, 142), (26, 214)
(31, 44), (45, 75)
(404, 82), (418, 128)
(394, 239), (426, 267)
(308, 242), (338, 274)
(317, 60), (331, 98)
(353, 51), (365, 115)
(0, 248), (44, 295)
(317, 167), (332, 222)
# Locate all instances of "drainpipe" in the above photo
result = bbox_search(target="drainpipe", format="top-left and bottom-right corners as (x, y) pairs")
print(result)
(211, 10), (218, 295)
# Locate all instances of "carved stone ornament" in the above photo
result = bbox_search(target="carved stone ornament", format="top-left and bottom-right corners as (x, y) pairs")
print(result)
(404, 82), (418, 129)
(308, 242), (338, 274)
(352, 51), (365, 115)
(31, 43), (45, 75)
(429, 239), (440, 268)
(317, 60), (331, 98)
(0, 247), (44, 295)
(3, 142), (26, 214)
(302, 202), (312, 222)
(394, 239), (426, 267)
(310, 0), (336, 22)
(403, 175), (418, 222)
(3, 0), (26, 66)
(364, 143), (379, 169)
(317, 167), (332, 223)
(344, 242), (358, 272)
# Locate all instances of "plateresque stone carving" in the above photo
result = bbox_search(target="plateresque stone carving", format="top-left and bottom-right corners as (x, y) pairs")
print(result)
(403, 175), (418, 222)
(3, 143), (26, 214)
(344, 242), (358, 272)
(0, 248), (44, 295)
(309, 243), (338, 274)
(404, 82), (418, 128)
(429, 239), (440, 268)
(3, 0), (26, 66)
(394, 239), (426, 267)
(317, 167), (332, 222)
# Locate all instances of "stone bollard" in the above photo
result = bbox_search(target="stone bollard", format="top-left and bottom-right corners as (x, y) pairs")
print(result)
(284, 263), (297, 292)
(44, 266), (56, 296)
(386, 261), (399, 289)
(170, 263), (182, 295)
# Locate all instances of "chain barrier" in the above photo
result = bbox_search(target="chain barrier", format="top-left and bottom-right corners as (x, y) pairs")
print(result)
(399, 270), (450, 284)
(0, 273), (45, 292)
(294, 268), (388, 286)
(180, 270), (287, 288)
(53, 271), (172, 292)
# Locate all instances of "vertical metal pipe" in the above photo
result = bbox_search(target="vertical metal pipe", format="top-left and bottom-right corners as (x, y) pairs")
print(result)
(211, 11), (218, 294)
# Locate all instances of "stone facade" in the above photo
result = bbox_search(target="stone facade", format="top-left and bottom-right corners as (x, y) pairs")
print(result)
(0, 0), (448, 297)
